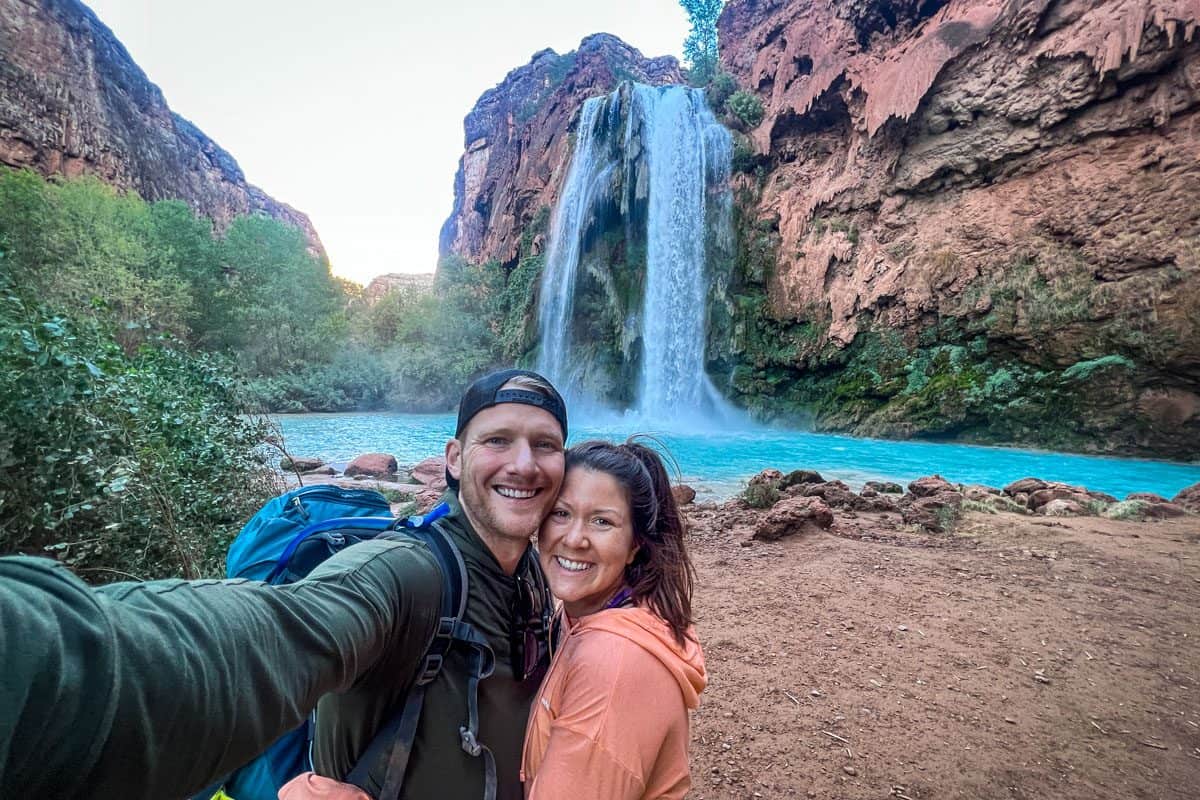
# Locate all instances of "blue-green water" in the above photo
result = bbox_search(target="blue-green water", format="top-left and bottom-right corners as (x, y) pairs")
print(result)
(273, 412), (1200, 502)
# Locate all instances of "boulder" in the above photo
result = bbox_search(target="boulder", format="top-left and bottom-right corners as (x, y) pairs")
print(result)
(753, 496), (834, 541)
(345, 453), (398, 479)
(1126, 492), (1169, 504)
(411, 456), (448, 490)
(1142, 502), (1188, 519)
(1042, 498), (1086, 516)
(671, 484), (697, 506)
(1004, 478), (1048, 496)
(1028, 487), (1090, 510)
(1025, 484), (1114, 512)
(1087, 489), (1119, 505)
(864, 493), (901, 512)
(414, 487), (442, 514)
(863, 480), (904, 494)
(908, 475), (956, 498)
(963, 485), (997, 502)
(780, 469), (824, 488)
(280, 456), (324, 472)
(302, 466), (336, 476)
(748, 468), (784, 488)
(802, 480), (867, 510)
(1172, 482), (1200, 513)
(901, 491), (964, 533)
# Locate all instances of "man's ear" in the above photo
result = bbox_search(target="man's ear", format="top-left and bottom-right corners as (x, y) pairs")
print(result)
(445, 438), (463, 480)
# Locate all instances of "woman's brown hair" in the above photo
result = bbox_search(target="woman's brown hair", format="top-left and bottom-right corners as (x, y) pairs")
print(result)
(564, 437), (695, 644)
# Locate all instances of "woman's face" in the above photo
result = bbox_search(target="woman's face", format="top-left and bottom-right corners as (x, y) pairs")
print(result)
(539, 467), (639, 619)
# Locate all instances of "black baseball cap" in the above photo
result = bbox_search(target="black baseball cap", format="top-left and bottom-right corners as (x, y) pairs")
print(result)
(447, 369), (568, 489)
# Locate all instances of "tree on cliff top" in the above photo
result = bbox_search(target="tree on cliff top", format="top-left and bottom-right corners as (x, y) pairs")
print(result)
(681, 0), (722, 85)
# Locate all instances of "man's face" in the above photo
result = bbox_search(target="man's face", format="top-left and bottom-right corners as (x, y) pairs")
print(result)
(445, 402), (565, 549)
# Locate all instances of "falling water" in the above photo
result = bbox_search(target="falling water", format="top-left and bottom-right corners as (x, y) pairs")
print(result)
(633, 85), (734, 421)
(537, 82), (737, 425)
(536, 99), (609, 394)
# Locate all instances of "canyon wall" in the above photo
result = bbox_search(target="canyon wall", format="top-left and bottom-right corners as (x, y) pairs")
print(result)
(0, 0), (322, 250)
(711, 0), (1199, 457)
(439, 33), (682, 269)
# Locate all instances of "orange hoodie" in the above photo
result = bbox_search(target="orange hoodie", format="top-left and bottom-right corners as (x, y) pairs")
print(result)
(521, 606), (707, 800)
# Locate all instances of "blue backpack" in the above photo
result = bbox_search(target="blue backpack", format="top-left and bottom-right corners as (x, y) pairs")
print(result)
(198, 484), (500, 800)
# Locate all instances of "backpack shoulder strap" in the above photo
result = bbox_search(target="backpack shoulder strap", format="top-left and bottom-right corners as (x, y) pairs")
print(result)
(343, 503), (497, 800)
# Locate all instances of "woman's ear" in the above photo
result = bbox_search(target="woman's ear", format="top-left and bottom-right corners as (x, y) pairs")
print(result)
(625, 545), (640, 566)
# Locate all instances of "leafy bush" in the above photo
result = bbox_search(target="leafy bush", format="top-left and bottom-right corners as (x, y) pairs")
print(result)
(933, 504), (962, 532)
(743, 483), (780, 509)
(728, 91), (765, 128)
(706, 72), (737, 112)
(0, 280), (281, 580)
(244, 348), (392, 412)
(961, 499), (997, 514)
(218, 215), (346, 375)
(0, 169), (202, 347)
(1102, 500), (1148, 520)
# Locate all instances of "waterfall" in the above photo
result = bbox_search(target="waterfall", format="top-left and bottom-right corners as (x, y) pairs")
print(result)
(633, 85), (733, 421)
(536, 82), (737, 425)
(536, 99), (608, 396)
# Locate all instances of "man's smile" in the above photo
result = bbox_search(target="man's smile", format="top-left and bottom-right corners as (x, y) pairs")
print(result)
(494, 486), (540, 499)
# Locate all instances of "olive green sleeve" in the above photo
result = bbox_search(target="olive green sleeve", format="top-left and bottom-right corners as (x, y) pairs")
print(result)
(0, 538), (442, 800)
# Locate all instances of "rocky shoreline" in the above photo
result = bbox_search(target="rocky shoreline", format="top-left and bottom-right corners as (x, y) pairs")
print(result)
(280, 451), (1200, 535)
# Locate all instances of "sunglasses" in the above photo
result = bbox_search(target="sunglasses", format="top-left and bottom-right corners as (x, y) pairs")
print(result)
(510, 572), (551, 682)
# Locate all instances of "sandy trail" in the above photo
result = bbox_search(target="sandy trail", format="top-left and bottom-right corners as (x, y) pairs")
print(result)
(685, 508), (1200, 799)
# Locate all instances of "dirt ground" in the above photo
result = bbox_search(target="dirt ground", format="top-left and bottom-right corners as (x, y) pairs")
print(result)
(684, 506), (1200, 799)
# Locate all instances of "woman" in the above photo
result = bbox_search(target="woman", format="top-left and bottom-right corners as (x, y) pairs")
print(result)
(522, 438), (706, 800)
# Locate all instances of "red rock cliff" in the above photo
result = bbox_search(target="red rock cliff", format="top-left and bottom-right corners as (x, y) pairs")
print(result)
(715, 0), (1199, 456)
(0, 0), (323, 251)
(439, 33), (682, 268)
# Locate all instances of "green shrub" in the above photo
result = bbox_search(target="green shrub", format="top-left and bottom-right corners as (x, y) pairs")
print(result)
(961, 499), (997, 514)
(0, 281), (281, 581)
(933, 504), (962, 532)
(731, 137), (762, 174)
(1102, 500), (1148, 520)
(743, 483), (781, 509)
(728, 91), (765, 128)
(706, 72), (737, 112)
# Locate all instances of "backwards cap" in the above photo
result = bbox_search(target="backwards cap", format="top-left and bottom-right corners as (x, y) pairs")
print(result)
(447, 369), (568, 489)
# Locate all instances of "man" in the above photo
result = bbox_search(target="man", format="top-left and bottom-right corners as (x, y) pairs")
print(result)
(0, 369), (567, 800)
(305, 368), (567, 800)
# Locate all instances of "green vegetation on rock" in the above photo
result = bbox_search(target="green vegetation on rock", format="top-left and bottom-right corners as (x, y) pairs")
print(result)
(727, 90), (765, 128)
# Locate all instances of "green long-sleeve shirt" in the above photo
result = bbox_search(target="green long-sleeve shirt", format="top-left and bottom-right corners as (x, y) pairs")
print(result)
(312, 490), (549, 800)
(0, 537), (441, 800)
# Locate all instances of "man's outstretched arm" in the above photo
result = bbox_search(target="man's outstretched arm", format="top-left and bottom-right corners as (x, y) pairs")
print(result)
(0, 539), (442, 800)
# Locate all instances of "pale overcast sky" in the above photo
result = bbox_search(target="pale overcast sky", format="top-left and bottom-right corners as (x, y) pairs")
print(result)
(83, 0), (691, 285)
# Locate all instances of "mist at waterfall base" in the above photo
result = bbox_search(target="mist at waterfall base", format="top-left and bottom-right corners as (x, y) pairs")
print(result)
(273, 412), (1200, 502)
(536, 83), (741, 429)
